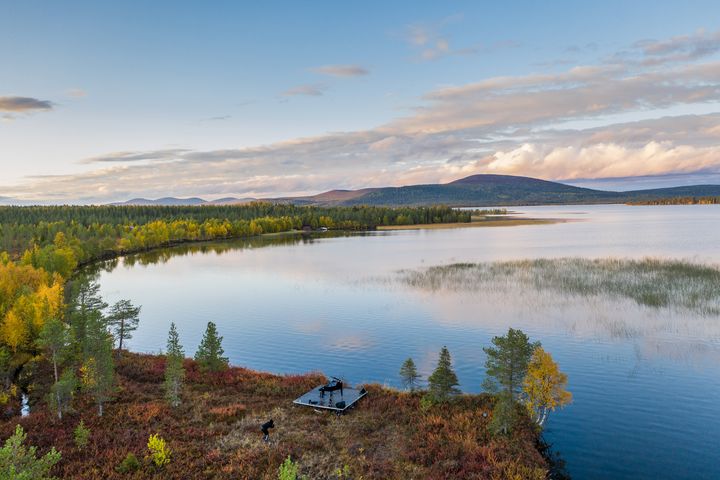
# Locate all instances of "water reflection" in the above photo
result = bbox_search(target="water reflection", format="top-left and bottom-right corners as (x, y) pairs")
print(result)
(93, 204), (720, 480)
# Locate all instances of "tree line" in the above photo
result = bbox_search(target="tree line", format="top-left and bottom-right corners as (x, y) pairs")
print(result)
(627, 196), (720, 205)
(0, 204), (472, 271)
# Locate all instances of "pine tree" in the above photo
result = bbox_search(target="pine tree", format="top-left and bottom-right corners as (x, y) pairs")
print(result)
(0, 425), (61, 479)
(81, 316), (115, 416)
(399, 357), (421, 391)
(37, 318), (74, 419)
(427, 346), (460, 401)
(37, 318), (72, 384)
(164, 323), (185, 407)
(194, 322), (228, 372)
(483, 328), (539, 400)
(66, 277), (107, 356)
(107, 299), (141, 356)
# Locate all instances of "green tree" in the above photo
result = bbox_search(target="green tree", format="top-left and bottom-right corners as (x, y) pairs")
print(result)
(0, 425), (61, 480)
(194, 322), (228, 372)
(0, 347), (14, 390)
(81, 317), (115, 416)
(73, 420), (90, 450)
(66, 278), (107, 356)
(164, 323), (185, 407)
(427, 346), (460, 402)
(278, 455), (301, 480)
(106, 299), (141, 356)
(399, 357), (421, 391)
(489, 392), (518, 436)
(522, 346), (572, 427)
(483, 328), (539, 400)
(47, 369), (77, 420)
(37, 318), (72, 385)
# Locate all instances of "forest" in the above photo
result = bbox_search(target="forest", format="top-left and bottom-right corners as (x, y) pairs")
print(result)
(626, 196), (720, 205)
(0, 203), (471, 267)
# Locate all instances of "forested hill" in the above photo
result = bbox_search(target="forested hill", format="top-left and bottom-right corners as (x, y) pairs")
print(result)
(288, 174), (720, 206)
(103, 175), (720, 207)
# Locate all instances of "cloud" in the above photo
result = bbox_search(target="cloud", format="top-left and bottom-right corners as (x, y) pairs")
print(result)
(403, 16), (480, 61)
(485, 141), (720, 180)
(282, 84), (327, 96)
(635, 29), (720, 65)
(5, 29), (720, 203)
(65, 88), (87, 98)
(0, 96), (53, 112)
(80, 149), (189, 164)
(310, 64), (369, 77)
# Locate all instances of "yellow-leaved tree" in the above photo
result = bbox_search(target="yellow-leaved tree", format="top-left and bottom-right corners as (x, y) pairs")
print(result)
(522, 346), (572, 427)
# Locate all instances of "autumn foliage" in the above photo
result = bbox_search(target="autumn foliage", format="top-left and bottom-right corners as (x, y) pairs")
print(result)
(0, 353), (549, 479)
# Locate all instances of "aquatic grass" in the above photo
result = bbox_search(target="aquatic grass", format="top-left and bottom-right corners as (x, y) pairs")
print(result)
(399, 258), (720, 315)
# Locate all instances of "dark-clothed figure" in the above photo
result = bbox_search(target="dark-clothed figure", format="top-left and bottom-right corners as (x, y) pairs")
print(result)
(261, 419), (274, 442)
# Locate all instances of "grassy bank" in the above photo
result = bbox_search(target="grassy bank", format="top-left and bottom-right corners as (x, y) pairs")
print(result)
(399, 258), (720, 315)
(2, 353), (549, 479)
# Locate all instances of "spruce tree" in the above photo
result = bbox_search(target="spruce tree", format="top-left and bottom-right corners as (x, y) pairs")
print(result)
(164, 323), (185, 407)
(427, 346), (460, 401)
(107, 299), (141, 356)
(399, 357), (421, 391)
(482, 328), (539, 400)
(194, 322), (228, 372)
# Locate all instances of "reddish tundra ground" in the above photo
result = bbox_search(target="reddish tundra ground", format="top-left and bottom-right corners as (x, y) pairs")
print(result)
(1, 353), (549, 479)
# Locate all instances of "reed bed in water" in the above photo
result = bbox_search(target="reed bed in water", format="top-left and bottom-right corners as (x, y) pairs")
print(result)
(399, 258), (720, 315)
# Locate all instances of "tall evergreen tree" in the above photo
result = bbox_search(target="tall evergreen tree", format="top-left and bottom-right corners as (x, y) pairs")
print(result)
(66, 277), (107, 356)
(164, 323), (185, 407)
(37, 318), (72, 385)
(37, 318), (74, 419)
(194, 322), (228, 372)
(399, 357), (421, 391)
(427, 346), (460, 401)
(81, 316), (115, 416)
(107, 299), (141, 356)
(483, 328), (539, 400)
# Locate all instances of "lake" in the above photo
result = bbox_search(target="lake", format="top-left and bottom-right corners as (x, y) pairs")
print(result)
(95, 204), (720, 480)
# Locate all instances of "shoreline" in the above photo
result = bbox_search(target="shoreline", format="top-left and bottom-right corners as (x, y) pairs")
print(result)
(377, 216), (566, 230)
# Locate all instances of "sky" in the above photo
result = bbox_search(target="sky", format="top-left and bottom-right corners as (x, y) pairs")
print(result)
(2, 0), (720, 203)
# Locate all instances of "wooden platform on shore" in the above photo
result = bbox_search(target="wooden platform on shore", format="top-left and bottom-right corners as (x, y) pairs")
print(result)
(293, 385), (367, 412)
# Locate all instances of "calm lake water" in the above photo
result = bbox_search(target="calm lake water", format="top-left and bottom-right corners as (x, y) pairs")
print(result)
(95, 204), (720, 480)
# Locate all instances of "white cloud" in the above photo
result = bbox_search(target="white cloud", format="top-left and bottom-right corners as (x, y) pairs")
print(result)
(310, 65), (369, 77)
(282, 84), (327, 96)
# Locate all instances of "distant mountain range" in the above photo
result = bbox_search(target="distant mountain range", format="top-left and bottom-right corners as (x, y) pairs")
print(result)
(109, 174), (720, 207)
(110, 197), (257, 206)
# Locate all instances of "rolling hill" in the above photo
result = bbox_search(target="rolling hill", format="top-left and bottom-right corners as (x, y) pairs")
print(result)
(282, 174), (720, 206)
(109, 174), (720, 207)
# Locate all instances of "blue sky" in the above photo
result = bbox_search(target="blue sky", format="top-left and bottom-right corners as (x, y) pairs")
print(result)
(2, 1), (720, 202)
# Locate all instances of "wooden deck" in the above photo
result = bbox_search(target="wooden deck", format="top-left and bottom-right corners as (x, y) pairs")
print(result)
(293, 385), (367, 412)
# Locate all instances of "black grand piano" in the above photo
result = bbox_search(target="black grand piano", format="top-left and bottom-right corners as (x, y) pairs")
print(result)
(319, 377), (343, 397)
(293, 377), (367, 413)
